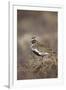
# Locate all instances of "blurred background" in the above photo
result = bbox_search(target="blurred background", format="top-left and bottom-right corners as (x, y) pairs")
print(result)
(17, 10), (58, 80)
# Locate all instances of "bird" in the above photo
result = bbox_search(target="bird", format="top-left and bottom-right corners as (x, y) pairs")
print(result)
(30, 36), (49, 61)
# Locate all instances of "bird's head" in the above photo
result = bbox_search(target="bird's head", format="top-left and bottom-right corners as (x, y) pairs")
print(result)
(31, 36), (37, 44)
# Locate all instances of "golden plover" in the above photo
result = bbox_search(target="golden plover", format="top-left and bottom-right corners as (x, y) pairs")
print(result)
(30, 36), (49, 61)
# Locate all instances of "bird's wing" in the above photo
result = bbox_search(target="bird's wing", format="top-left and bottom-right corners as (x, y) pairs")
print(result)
(36, 42), (53, 53)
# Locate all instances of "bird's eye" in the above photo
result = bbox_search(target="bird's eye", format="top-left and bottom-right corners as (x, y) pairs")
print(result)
(32, 40), (36, 44)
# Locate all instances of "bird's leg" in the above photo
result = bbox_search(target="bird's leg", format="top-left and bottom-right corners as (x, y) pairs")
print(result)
(41, 56), (44, 64)
(45, 55), (48, 61)
(39, 56), (44, 65)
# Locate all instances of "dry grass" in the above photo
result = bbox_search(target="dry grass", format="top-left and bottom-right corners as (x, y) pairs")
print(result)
(17, 52), (58, 80)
